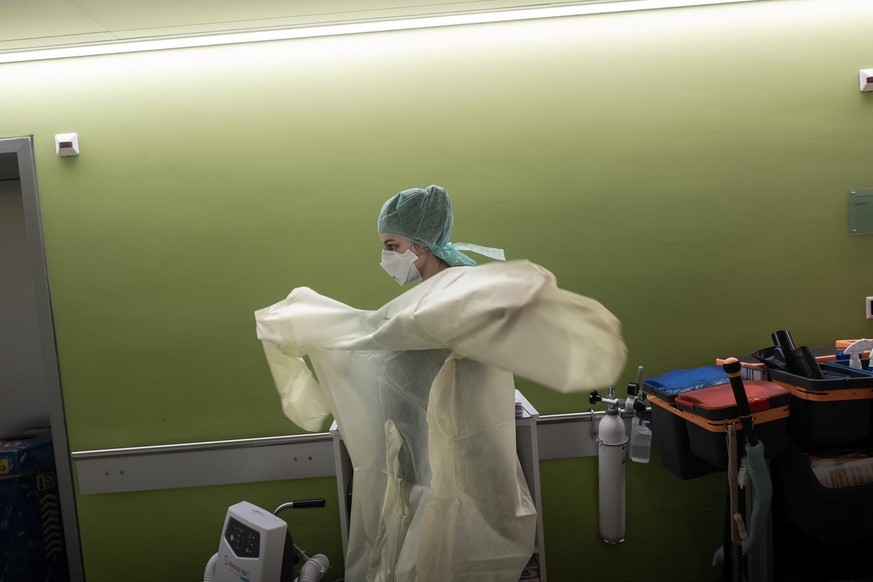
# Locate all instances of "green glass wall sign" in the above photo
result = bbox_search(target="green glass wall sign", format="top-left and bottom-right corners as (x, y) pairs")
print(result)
(848, 190), (873, 235)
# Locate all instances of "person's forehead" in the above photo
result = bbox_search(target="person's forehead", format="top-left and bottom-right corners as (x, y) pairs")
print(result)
(380, 235), (411, 244)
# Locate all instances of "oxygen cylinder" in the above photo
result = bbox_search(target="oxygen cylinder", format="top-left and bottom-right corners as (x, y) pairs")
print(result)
(597, 407), (627, 544)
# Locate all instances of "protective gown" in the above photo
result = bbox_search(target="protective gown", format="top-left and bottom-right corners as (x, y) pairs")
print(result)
(255, 260), (626, 582)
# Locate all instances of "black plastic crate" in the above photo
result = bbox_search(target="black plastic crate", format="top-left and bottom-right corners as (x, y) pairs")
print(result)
(649, 397), (721, 480)
(768, 367), (873, 449)
(660, 381), (789, 469)
(772, 438), (873, 545)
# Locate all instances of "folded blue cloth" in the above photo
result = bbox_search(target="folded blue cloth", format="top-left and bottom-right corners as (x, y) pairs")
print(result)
(644, 366), (729, 395)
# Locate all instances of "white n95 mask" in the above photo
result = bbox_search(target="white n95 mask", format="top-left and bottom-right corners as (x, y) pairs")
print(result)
(380, 249), (422, 285)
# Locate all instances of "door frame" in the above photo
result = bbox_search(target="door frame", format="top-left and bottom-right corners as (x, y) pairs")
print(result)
(0, 136), (84, 582)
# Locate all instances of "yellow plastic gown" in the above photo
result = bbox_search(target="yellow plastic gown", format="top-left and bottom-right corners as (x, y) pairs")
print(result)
(255, 260), (626, 582)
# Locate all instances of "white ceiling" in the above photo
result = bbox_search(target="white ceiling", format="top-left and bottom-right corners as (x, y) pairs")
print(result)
(0, 0), (608, 53)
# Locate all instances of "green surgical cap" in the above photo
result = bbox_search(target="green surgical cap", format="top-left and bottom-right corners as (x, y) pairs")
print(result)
(377, 185), (505, 267)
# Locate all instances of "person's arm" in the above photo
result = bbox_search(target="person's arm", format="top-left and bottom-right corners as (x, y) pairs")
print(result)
(363, 260), (627, 392)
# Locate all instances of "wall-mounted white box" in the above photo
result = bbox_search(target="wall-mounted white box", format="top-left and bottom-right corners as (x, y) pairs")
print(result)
(860, 70), (873, 92)
(55, 133), (79, 157)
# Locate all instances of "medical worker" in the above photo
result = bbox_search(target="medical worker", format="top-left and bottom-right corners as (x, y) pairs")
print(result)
(256, 184), (626, 581)
(377, 184), (505, 285)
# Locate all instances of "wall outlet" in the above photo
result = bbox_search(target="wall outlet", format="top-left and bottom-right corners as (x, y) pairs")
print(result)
(867, 296), (873, 319)
(862, 69), (873, 92)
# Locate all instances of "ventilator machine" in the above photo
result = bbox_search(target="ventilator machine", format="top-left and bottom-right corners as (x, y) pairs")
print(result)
(204, 499), (329, 582)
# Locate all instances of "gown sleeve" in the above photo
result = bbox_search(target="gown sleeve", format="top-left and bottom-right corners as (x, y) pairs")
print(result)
(259, 341), (332, 432)
(255, 287), (362, 431)
(363, 260), (627, 392)
(255, 260), (627, 431)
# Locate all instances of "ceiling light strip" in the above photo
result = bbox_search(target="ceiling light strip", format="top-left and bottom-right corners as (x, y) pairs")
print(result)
(0, 0), (760, 64)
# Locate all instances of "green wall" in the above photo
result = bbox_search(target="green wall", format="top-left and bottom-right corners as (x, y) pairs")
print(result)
(3, 0), (873, 579)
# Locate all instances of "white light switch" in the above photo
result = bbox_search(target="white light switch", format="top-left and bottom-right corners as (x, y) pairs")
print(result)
(860, 70), (873, 92)
(55, 133), (79, 157)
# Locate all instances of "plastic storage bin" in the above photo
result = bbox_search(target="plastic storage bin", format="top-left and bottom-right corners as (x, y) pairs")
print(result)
(673, 380), (789, 467)
(768, 366), (873, 449)
(648, 381), (789, 471)
(714, 348), (839, 382)
(772, 438), (873, 545)
(647, 398), (721, 479)
(714, 355), (769, 381)
(643, 367), (730, 479)
(643, 366), (729, 400)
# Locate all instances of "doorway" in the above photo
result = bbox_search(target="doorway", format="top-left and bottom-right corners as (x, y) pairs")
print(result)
(0, 136), (84, 581)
